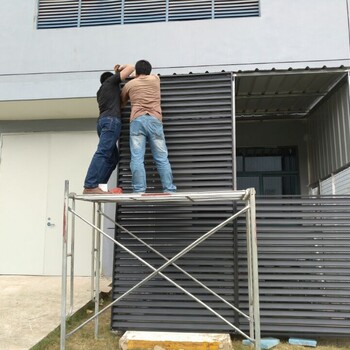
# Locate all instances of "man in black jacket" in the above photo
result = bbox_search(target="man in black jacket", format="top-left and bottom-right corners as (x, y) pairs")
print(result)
(83, 63), (134, 194)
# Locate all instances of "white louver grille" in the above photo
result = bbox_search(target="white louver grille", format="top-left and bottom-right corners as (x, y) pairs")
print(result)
(80, 0), (121, 27)
(123, 0), (166, 24)
(37, 0), (79, 29)
(214, 0), (260, 18)
(37, 0), (260, 29)
(168, 0), (212, 21)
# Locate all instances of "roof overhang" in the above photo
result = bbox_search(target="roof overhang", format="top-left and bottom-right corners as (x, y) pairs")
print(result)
(0, 66), (348, 121)
(234, 66), (349, 120)
(0, 97), (97, 121)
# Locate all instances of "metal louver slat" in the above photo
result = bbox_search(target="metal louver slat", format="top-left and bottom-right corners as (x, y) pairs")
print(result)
(215, 0), (260, 18)
(236, 196), (350, 337)
(113, 72), (350, 337)
(118, 74), (234, 191)
(168, 0), (212, 21)
(112, 73), (237, 333)
(37, 0), (260, 29)
(37, 0), (79, 29)
(80, 0), (121, 27)
(123, 0), (166, 24)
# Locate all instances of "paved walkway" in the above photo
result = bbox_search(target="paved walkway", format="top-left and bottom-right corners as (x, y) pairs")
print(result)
(0, 275), (111, 350)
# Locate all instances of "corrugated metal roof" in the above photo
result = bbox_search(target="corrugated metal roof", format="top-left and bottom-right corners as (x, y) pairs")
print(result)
(163, 66), (349, 119)
(235, 66), (348, 119)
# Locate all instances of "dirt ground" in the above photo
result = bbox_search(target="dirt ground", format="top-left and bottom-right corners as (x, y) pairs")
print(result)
(32, 292), (350, 350)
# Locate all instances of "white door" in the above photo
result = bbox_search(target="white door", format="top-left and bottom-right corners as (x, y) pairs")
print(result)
(0, 132), (98, 275)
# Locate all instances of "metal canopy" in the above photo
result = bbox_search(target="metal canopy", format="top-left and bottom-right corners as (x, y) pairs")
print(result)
(234, 66), (348, 119)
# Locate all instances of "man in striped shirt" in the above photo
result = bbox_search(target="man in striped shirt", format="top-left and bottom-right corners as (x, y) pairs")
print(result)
(121, 60), (176, 194)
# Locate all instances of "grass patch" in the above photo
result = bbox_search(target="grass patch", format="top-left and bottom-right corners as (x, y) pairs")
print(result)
(32, 291), (350, 350)
(31, 291), (119, 350)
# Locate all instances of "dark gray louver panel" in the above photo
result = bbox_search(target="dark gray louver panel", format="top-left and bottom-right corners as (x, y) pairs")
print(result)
(37, 0), (260, 29)
(118, 73), (234, 192)
(237, 196), (350, 336)
(112, 73), (238, 333)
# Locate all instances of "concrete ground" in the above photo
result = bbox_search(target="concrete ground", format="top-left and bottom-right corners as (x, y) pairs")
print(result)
(0, 275), (111, 350)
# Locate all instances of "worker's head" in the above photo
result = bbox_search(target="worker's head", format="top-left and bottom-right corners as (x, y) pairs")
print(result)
(135, 60), (152, 75)
(100, 71), (113, 84)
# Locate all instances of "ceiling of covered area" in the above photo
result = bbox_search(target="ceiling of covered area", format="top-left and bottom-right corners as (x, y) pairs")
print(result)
(0, 97), (97, 121)
(235, 66), (348, 119)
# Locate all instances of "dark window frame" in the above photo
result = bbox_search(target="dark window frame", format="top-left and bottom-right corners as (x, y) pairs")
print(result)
(237, 146), (300, 195)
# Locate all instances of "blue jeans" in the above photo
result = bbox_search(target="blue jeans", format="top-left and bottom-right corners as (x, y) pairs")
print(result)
(130, 115), (176, 193)
(84, 116), (121, 189)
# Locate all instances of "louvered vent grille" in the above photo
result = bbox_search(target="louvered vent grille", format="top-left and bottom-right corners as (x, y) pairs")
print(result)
(37, 0), (79, 29)
(112, 73), (238, 333)
(168, 0), (212, 21)
(37, 0), (260, 29)
(110, 73), (350, 336)
(80, 1), (121, 27)
(123, 0), (166, 24)
(215, 0), (260, 18)
(118, 73), (234, 193)
(237, 197), (350, 336)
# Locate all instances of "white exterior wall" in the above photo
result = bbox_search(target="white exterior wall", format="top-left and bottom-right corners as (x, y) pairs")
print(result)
(1, 1), (350, 275)
(0, 0), (350, 103)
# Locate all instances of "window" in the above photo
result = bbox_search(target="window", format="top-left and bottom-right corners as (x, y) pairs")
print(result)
(37, 0), (260, 29)
(237, 147), (300, 195)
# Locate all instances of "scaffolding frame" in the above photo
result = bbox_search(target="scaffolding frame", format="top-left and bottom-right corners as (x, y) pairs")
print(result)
(60, 180), (260, 350)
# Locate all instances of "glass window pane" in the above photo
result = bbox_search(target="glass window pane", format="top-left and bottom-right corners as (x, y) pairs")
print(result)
(282, 175), (299, 195)
(236, 156), (243, 172)
(245, 156), (282, 172)
(263, 177), (282, 195)
(283, 154), (298, 171)
(237, 176), (260, 194)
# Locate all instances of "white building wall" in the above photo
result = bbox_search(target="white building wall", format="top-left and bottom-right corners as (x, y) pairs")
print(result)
(1, 1), (350, 276)
(0, 0), (350, 102)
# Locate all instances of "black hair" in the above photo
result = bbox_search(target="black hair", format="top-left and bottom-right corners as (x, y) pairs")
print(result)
(135, 60), (152, 75)
(100, 71), (113, 84)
